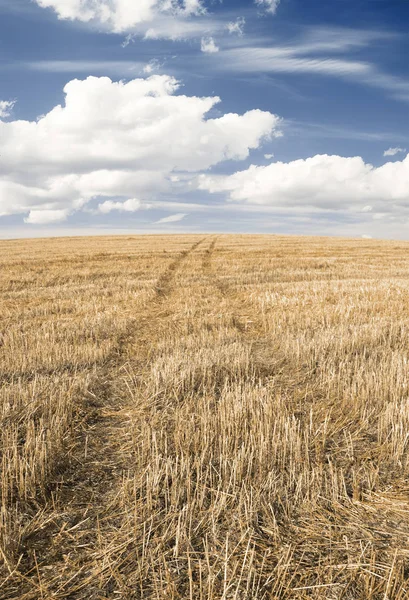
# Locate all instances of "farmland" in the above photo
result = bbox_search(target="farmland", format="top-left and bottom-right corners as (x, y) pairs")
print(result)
(2, 234), (409, 599)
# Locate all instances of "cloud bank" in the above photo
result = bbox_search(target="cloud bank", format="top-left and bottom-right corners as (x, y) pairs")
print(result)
(0, 75), (279, 224)
(200, 153), (409, 214)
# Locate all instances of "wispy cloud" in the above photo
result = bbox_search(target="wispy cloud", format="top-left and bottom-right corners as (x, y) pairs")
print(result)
(384, 147), (407, 157)
(143, 59), (164, 74)
(285, 119), (409, 143)
(25, 60), (146, 76)
(255, 0), (280, 15)
(205, 27), (409, 101)
(156, 213), (187, 223)
(218, 48), (370, 77)
(226, 17), (245, 36)
(0, 99), (16, 118)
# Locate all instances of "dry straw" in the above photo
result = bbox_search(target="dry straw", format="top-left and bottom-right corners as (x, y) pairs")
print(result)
(1, 233), (409, 599)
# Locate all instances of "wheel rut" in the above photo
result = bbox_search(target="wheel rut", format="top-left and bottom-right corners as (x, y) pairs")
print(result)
(201, 237), (314, 387)
(203, 237), (263, 336)
(155, 238), (204, 298)
(5, 238), (205, 600)
(202, 237), (231, 297)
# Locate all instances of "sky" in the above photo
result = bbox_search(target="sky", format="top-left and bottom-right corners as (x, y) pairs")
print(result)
(0, 0), (408, 239)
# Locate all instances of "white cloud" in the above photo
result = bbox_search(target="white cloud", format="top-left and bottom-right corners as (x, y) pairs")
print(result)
(199, 153), (409, 213)
(0, 75), (279, 224)
(384, 147), (406, 157)
(33, 0), (215, 38)
(24, 209), (70, 224)
(156, 212), (187, 223)
(98, 198), (143, 213)
(264, 153), (274, 159)
(362, 234), (373, 239)
(201, 36), (219, 53)
(226, 17), (245, 36)
(255, 0), (280, 15)
(0, 100), (16, 119)
(35, 0), (205, 25)
(121, 33), (135, 47)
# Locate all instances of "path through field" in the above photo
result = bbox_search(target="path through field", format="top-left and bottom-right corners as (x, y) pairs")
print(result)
(3, 234), (409, 599)
(6, 237), (210, 598)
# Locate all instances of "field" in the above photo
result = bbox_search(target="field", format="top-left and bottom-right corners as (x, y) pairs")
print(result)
(2, 233), (409, 599)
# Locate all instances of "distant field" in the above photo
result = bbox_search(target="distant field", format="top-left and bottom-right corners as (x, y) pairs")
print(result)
(2, 234), (409, 599)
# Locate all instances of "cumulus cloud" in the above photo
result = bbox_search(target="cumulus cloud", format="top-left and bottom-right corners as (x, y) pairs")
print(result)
(0, 75), (279, 224)
(35, 0), (205, 25)
(201, 36), (219, 53)
(255, 0), (280, 15)
(264, 153), (274, 159)
(156, 213), (187, 223)
(34, 0), (215, 38)
(0, 100), (16, 119)
(199, 153), (409, 212)
(384, 147), (406, 157)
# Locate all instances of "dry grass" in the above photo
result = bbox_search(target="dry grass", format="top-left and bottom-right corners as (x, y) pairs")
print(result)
(2, 233), (409, 598)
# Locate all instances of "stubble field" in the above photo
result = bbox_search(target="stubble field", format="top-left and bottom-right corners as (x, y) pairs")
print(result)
(2, 233), (409, 599)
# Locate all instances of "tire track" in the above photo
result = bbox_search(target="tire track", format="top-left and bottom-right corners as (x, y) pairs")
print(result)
(202, 238), (312, 388)
(202, 237), (231, 297)
(203, 237), (262, 336)
(155, 238), (204, 298)
(6, 238), (205, 600)
(0, 241), (205, 386)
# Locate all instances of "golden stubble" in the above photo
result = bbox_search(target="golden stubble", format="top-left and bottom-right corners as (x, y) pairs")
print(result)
(1, 233), (409, 599)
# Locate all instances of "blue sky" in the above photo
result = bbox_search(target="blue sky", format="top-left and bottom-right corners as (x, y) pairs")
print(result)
(0, 0), (408, 238)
